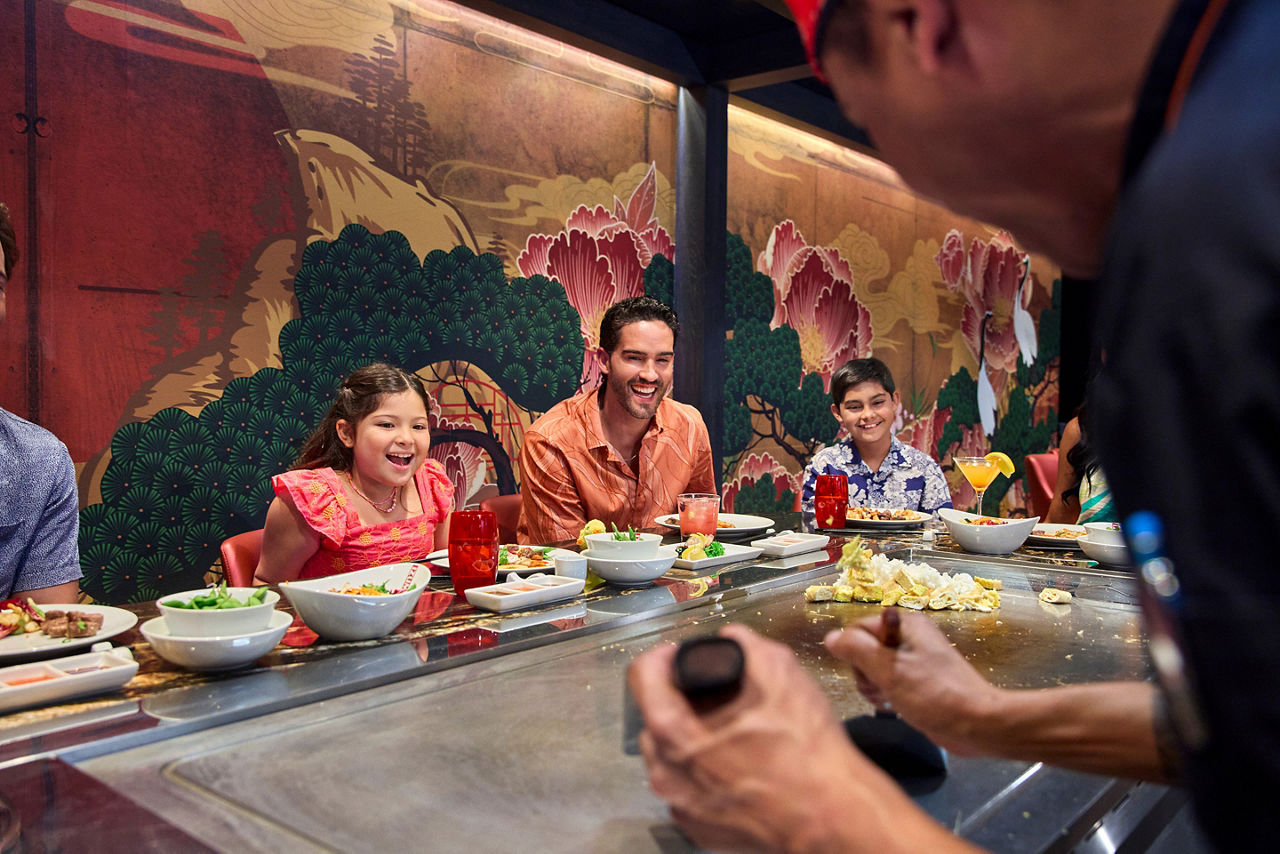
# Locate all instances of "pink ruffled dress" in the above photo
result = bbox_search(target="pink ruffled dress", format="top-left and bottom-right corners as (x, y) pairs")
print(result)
(272, 461), (454, 580)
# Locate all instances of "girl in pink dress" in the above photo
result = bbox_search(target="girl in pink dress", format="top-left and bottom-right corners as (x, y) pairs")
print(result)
(255, 364), (454, 583)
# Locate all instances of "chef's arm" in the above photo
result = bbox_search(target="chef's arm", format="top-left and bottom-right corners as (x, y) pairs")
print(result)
(974, 681), (1166, 781)
(827, 617), (1167, 782)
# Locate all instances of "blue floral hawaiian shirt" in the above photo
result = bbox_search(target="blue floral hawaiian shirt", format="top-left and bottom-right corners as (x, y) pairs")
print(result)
(801, 437), (952, 515)
(0, 407), (82, 599)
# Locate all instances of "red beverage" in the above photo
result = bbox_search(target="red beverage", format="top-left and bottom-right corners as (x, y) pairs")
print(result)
(678, 493), (720, 537)
(449, 510), (499, 602)
(814, 474), (849, 529)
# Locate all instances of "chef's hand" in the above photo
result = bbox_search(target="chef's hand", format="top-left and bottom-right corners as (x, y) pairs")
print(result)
(825, 613), (1004, 757)
(628, 624), (972, 853)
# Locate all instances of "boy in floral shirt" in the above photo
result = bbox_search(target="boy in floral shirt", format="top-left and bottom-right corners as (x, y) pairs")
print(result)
(800, 358), (951, 517)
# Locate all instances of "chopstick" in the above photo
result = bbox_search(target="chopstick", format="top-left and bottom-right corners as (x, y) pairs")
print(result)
(873, 609), (903, 719)
(879, 607), (902, 648)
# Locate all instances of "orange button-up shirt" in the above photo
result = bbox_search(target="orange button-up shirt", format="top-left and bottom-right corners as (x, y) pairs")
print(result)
(517, 388), (716, 544)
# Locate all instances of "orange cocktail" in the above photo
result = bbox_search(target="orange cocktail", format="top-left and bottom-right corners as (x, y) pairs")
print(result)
(955, 457), (1000, 491)
(954, 454), (1012, 515)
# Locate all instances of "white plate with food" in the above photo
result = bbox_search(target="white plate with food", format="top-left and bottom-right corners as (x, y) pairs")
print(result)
(0, 603), (139, 664)
(671, 542), (764, 570)
(653, 513), (774, 537)
(0, 647), (139, 713)
(423, 546), (578, 574)
(837, 508), (931, 530)
(1025, 523), (1088, 549)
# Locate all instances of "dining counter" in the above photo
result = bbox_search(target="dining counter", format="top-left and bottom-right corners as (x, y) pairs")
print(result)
(0, 515), (1198, 852)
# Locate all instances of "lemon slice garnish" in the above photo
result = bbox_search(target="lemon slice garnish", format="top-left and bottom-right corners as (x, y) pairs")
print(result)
(985, 451), (1015, 477)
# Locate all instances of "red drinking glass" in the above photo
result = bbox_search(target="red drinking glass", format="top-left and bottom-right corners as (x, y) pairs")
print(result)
(448, 510), (499, 602)
(814, 474), (849, 530)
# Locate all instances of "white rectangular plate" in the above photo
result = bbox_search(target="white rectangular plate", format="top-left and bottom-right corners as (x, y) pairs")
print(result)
(751, 532), (830, 557)
(464, 574), (585, 613)
(671, 542), (765, 570)
(0, 648), (138, 713)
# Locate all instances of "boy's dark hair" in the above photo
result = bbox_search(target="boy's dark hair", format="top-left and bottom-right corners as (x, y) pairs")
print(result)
(0, 203), (17, 273)
(829, 357), (896, 407)
(294, 363), (431, 471)
(598, 296), (680, 355)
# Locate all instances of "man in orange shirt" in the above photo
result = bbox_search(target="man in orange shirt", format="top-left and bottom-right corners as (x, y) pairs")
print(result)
(517, 297), (715, 544)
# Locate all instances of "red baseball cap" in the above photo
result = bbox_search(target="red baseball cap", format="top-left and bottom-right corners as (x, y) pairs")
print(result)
(783, 0), (832, 83)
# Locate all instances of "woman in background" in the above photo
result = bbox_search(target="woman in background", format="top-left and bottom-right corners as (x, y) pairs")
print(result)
(255, 363), (453, 583)
(1046, 402), (1116, 524)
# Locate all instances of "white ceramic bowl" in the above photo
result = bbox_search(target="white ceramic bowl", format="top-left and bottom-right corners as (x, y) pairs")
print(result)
(583, 531), (663, 559)
(141, 611), (291, 671)
(279, 562), (428, 641)
(938, 508), (1039, 555)
(553, 553), (588, 580)
(582, 548), (676, 586)
(1079, 536), (1131, 566)
(1083, 522), (1126, 547)
(157, 587), (280, 638)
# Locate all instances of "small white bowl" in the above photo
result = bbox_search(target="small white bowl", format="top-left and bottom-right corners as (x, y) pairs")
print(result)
(582, 548), (676, 586)
(583, 531), (663, 559)
(1079, 536), (1131, 566)
(157, 587), (280, 638)
(279, 562), (428, 641)
(938, 508), (1039, 555)
(1083, 522), (1125, 547)
(553, 553), (588, 580)
(141, 611), (291, 671)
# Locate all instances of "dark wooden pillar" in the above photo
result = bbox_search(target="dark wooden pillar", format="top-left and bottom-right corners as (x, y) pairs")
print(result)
(674, 84), (728, 486)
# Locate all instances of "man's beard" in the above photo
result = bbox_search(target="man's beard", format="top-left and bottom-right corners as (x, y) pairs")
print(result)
(604, 371), (666, 420)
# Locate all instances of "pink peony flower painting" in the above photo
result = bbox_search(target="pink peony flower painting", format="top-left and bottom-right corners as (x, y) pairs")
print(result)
(757, 221), (873, 391)
(935, 229), (1035, 375)
(517, 163), (674, 389)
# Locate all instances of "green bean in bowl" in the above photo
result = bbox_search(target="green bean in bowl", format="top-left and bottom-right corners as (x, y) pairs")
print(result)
(157, 584), (280, 638)
(162, 584), (269, 610)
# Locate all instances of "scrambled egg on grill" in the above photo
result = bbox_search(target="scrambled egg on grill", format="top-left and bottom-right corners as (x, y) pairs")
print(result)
(803, 538), (1001, 612)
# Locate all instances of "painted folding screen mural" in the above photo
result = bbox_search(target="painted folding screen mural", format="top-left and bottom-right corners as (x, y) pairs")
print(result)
(1, 0), (1059, 604)
(720, 108), (1060, 516)
(3, 0), (676, 602)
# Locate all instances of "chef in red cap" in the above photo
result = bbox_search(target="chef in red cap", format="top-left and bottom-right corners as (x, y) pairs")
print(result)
(630, 0), (1280, 850)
